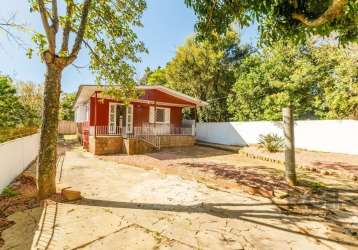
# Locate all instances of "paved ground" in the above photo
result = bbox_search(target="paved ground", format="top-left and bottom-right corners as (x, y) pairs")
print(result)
(2, 145), (357, 250)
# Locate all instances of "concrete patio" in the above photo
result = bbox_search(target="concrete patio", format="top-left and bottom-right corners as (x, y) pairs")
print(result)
(1, 145), (356, 250)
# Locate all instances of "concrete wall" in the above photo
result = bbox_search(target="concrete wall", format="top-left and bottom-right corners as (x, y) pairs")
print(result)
(196, 120), (358, 155)
(0, 133), (40, 191)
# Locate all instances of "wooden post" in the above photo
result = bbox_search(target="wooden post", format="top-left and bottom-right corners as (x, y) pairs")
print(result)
(282, 106), (297, 186)
(94, 91), (97, 138)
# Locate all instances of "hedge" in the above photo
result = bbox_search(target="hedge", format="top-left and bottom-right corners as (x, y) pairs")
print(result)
(0, 127), (39, 143)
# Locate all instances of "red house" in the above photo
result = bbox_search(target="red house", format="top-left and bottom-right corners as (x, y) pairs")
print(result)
(74, 85), (207, 155)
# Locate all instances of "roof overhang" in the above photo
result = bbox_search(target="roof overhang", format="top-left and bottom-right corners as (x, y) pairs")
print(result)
(74, 84), (208, 108)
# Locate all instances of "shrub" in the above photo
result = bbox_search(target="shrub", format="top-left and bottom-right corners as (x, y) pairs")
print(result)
(0, 127), (38, 143)
(1, 186), (19, 197)
(258, 133), (284, 152)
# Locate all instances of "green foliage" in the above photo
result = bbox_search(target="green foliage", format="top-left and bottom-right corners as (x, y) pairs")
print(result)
(1, 186), (19, 197)
(60, 93), (76, 121)
(28, 0), (147, 99)
(185, 0), (358, 45)
(0, 127), (38, 143)
(258, 133), (284, 152)
(228, 41), (358, 120)
(0, 76), (38, 128)
(16, 81), (43, 126)
(142, 31), (254, 122)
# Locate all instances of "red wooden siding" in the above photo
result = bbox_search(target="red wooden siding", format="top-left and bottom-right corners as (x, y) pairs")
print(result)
(89, 93), (183, 127)
(140, 89), (194, 106)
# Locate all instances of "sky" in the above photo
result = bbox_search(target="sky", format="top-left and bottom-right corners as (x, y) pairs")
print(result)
(0, 0), (258, 93)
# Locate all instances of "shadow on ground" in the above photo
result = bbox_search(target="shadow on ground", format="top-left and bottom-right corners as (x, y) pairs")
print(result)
(71, 198), (358, 248)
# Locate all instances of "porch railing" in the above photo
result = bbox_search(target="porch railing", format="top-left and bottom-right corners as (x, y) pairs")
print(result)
(89, 126), (124, 136)
(87, 124), (195, 137)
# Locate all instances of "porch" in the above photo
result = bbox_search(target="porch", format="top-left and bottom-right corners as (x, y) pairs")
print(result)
(78, 123), (196, 155)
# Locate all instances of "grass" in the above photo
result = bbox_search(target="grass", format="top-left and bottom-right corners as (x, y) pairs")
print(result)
(1, 186), (19, 197)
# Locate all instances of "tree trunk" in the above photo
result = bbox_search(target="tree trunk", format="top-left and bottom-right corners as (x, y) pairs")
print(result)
(37, 64), (62, 199)
(282, 106), (297, 186)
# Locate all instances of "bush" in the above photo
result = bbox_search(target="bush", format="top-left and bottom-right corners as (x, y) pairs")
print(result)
(1, 186), (19, 197)
(258, 133), (284, 152)
(0, 127), (38, 143)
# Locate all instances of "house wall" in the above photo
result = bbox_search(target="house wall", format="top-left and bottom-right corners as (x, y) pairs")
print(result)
(89, 95), (183, 127)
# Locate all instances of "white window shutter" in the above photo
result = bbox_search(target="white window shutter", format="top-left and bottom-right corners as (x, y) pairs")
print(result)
(149, 106), (155, 123)
(165, 108), (170, 123)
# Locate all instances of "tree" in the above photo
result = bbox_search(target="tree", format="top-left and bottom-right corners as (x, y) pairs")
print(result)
(185, 0), (358, 44)
(60, 93), (76, 121)
(16, 81), (43, 126)
(30, 0), (146, 198)
(0, 76), (37, 128)
(228, 41), (358, 121)
(143, 31), (254, 121)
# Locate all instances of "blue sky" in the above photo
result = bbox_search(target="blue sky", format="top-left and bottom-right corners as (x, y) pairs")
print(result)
(0, 0), (257, 93)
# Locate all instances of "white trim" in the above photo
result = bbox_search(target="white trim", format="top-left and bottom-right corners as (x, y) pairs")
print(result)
(137, 85), (208, 106)
(132, 99), (196, 108)
(153, 107), (170, 124)
(126, 104), (134, 133)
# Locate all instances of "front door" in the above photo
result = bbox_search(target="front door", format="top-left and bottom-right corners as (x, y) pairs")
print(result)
(109, 103), (133, 134)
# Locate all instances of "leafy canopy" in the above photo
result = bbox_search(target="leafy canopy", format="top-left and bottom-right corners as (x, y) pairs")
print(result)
(29, 0), (147, 98)
(60, 93), (76, 121)
(185, 0), (358, 44)
(142, 31), (254, 121)
(0, 76), (38, 128)
(228, 41), (358, 121)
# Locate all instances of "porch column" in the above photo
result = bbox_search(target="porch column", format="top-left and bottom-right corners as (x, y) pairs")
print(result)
(193, 105), (197, 136)
(94, 91), (98, 138)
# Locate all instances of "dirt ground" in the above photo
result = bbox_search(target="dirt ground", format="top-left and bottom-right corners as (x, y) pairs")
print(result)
(241, 145), (358, 179)
(1, 144), (357, 250)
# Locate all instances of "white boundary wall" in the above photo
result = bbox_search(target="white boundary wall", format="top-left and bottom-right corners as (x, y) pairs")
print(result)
(0, 133), (40, 191)
(196, 120), (358, 155)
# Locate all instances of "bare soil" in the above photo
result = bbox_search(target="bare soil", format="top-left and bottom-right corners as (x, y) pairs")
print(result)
(241, 145), (358, 179)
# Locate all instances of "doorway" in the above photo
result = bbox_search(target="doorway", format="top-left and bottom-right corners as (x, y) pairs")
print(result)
(109, 103), (133, 134)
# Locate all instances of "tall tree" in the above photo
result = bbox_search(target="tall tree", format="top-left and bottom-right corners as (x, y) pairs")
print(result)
(143, 31), (253, 121)
(0, 76), (37, 128)
(60, 93), (76, 121)
(228, 40), (358, 120)
(30, 0), (146, 198)
(185, 0), (358, 44)
(16, 81), (43, 126)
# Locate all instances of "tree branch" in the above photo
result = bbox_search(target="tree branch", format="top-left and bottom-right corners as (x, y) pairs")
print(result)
(67, 0), (91, 64)
(37, 0), (56, 53)
(60, 0), (74, 54)
(52, 0), (59, 33)
(292, 0), (348, 27)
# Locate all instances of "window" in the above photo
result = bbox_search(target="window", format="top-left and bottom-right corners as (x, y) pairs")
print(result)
(149, 106), (170, 124)
(156, 108), (165, 123)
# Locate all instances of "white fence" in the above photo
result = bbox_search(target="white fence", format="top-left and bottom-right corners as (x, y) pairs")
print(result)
(196, 120), (358, 155)
(0, 133), (40, 191)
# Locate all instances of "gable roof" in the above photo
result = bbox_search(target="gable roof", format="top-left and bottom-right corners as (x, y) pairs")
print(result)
(74, 84), (208, 107)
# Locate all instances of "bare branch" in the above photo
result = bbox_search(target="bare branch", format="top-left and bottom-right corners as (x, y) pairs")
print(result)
(68, 0), (91, 63)
(0, 15), (27, 48)
(60, 0), (74, 54)
(292, 0), (348, 27)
